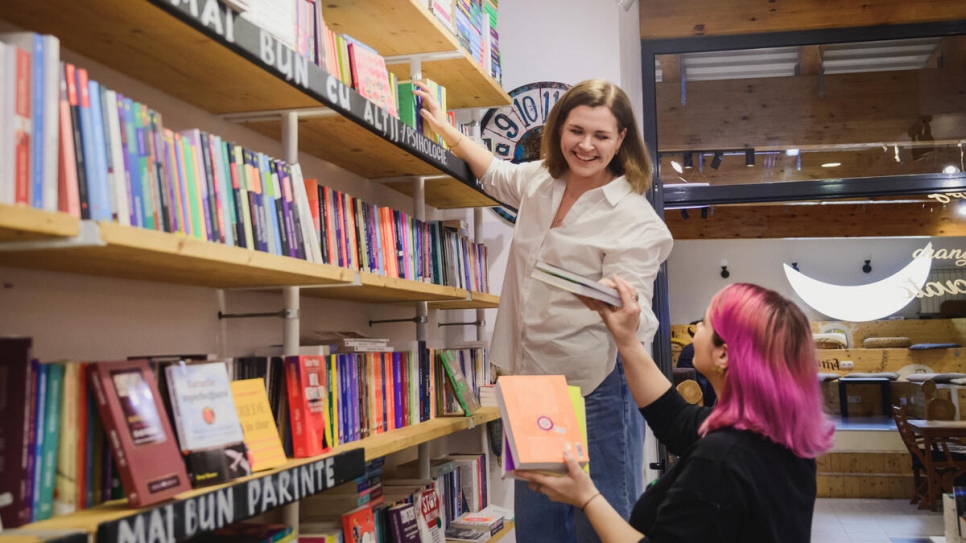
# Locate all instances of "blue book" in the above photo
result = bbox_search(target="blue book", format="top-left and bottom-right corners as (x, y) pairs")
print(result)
(259, 154), (283, 255)
(122, 98), (145, 228)
(36, 363), (63, 520)
(31, 362), (48, 521)
(213, 135), (235, 247)
(86, 80), (112, 221)
(30, 34), (44, 209)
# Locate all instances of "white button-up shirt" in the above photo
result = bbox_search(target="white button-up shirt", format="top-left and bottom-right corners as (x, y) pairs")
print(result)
(482, 159), (673, 395)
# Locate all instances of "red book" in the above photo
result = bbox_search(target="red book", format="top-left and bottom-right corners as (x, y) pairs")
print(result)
(87, 359), (191, 507)
(342, 503), (377, 543)
(284, 355), (331, 458)
(346, 42), (397, 117)
(56, 62), (80, 217)
(12, 47), (31, 205)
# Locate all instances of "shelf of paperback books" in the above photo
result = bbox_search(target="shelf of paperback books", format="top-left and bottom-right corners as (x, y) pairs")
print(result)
(338, 407), (500, 461)
(306, 0), (511, 109)
(0, 411), (501, 543)
(0, 206), (498, 307)
(0, 207), (354, 289)
(237, 116), (501, 208)
(0, 0), (501, 211)
(0, 449), (366, 543)
(446, 520), (516, 543)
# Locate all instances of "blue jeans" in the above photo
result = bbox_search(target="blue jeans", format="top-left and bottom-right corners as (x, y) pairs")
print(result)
(514, 356), (645, 543)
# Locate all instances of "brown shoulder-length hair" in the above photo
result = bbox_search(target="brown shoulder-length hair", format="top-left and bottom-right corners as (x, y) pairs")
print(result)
(540, 79), (653, 193)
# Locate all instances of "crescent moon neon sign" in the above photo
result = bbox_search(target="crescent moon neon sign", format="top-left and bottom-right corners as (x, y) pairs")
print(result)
(784, 243), (933, 322)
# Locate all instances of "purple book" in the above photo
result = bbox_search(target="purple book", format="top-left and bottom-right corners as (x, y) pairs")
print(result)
(0, 338), (35, 528)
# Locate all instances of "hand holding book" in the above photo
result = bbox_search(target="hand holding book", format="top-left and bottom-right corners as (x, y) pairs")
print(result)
(514, 445), (600, 511)
(580, 276), (642, 349)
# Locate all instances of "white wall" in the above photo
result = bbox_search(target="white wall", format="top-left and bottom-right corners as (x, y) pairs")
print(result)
(667, 237), (966, 324)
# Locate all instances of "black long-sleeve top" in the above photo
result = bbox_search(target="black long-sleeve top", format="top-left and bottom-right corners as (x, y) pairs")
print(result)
(629, 388), (817, 543)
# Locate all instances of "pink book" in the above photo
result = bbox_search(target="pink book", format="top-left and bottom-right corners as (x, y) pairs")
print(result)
(347, 42), (398, 117)
(56, 62), (80, 217)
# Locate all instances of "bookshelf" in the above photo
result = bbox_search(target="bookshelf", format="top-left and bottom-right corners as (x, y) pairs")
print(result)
(446, 520), (516, 543)
(0, 0), (506, 538)
(0, 412), (501, 543)
(0, 205), (491, 304)
(0, 0), (508, 210)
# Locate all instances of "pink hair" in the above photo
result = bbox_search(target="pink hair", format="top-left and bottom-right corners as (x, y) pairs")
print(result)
(698, 283), (834, 458)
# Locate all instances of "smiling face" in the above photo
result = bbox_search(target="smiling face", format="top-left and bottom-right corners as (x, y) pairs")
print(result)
(559, 105), (626, 185)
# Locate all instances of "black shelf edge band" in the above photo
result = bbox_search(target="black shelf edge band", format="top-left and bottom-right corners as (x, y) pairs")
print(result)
(149, 0), (486, 193)
(96, 448), (365, 543)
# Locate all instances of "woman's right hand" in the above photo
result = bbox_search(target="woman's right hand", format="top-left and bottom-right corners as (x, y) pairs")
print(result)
(412, 81), (458, 146)
(581, 276), (641, 348)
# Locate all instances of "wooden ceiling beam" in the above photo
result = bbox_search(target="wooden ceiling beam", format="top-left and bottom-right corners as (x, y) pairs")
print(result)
(656, 69), (966, 151)
(640, 0), (966, 40)
(666, 201), (966, 239)
(658, 146), (965, 185)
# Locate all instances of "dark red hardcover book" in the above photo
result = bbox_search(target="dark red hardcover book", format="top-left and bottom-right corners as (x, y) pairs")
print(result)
(0, 338), (34, 528)
(87, 359), (190, 507)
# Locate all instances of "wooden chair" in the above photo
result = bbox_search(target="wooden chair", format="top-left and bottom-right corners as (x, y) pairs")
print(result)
(892, 405), (966, 507)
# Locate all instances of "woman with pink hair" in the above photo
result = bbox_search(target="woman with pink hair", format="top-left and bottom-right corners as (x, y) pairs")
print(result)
(516, 279), (834, 543)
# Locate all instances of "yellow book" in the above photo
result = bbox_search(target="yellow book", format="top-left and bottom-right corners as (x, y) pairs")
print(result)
(568, 385), (590, 475)
(230, 379), (287, 472)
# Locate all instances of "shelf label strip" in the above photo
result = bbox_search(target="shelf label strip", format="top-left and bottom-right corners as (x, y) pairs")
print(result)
(97, 448), (364, 543)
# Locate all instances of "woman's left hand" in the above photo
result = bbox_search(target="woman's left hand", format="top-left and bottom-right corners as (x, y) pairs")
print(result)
(514, 447), (600, 509)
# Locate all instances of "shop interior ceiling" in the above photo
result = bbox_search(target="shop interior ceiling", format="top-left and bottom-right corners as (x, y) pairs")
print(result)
(654, 36), (966, 239)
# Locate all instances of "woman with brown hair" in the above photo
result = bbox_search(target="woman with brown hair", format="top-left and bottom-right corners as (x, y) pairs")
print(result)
(417, 79), (672, 543)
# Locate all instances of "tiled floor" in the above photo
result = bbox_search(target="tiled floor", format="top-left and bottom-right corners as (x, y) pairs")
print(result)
(812, 498), (945, 543)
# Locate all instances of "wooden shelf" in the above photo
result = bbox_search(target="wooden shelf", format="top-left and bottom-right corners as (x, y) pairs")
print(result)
(0, 208), (353, 288)
(335, 407), (500, 461)
(382, 177), (500, 210)
(322, 0), (511, 109)
(0, 412), (500, 543)
(0, 0), (499, 209)
(0, 205), (80, 242)
(0, 207), (498, 305)
(430, 291), (500, 310)
(387, 47), (510, 110)
(303, 272), (468, 303)
(4, 450), (365, 543)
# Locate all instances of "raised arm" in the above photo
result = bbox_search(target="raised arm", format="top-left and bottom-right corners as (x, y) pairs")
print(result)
(587, 276), (672, 410)
(413, 81), (493, 178)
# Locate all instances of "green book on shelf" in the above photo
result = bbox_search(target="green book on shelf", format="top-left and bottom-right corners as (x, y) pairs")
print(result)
(439, 350), (481, 416)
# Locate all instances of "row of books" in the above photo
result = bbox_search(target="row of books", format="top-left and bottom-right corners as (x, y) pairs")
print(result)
(426, 0), (502, 84)
(305, 182), (490, 292)
(0, 337), (491, 528)
(1, 31), (492, 291)
(302, 453), (494, 543)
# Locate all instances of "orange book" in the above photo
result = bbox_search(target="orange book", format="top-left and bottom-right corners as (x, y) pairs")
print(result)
(496, 375), (589, 473)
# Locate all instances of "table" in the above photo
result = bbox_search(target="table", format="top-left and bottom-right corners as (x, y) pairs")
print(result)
(907, 419), (966, 511)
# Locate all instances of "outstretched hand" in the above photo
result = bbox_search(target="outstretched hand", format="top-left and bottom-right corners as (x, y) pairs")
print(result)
(412, 80), (451, 141)
(577, 276), (641, 347)
(514, 447), (599, 509)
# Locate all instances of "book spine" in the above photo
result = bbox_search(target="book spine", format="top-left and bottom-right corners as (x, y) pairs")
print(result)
(56, 61), (79, 217)
(212, 135), (236, 247)
(147, 110), (171, 232)
(41, 35), (59, 212)
(198, 131), (222, 243)
(86, 366), (135, 506)
(36, 363), (63, 520)
(86, 80), (112, 221)
(29, 34), (44, 209)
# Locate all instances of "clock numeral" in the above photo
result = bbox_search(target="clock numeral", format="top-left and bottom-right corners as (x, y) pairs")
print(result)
(542, 89), (562, 124)
(513, 95), (539, 128)
(494, 142), (511, 159)
(494, 113), (520, 139)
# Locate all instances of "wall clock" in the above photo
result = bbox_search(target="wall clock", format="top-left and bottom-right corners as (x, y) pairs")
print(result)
(480, 81), (571, 225)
